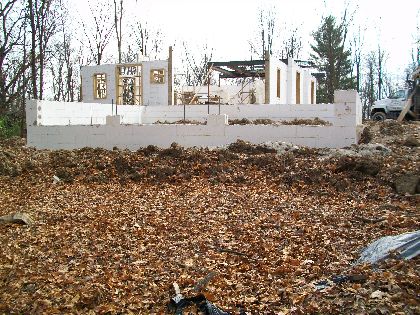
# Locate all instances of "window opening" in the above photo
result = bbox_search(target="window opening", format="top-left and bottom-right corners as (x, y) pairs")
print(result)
(94, 73), (107, 99)
(150, 69), (165, 84)
(116, 65), (142, 105)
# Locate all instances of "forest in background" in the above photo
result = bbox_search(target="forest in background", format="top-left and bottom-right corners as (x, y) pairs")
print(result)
(1, 0), (419, 137)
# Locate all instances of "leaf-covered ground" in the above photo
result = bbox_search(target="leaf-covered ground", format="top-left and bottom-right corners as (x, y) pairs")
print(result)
(0, 121), (419, 314)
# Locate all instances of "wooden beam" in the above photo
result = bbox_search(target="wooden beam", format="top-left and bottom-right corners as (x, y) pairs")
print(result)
(265, 51), (270, 104)
(168, 46), (173, 105)
(228, 65), (255, 77)
(211, 66), (236, 78)
(397, 90), (415, 122)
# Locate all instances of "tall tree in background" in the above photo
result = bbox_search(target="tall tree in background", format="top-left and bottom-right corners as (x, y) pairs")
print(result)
(249, 8), (276, 59)
(281, 27), (302, 59)
(405, 16), (420, 77)
(180, 42), (213, 87)
(310, 15), (355, 103)
(122, 21), (165, 62)
(0, 1), (31, 113)
(113, 0), (123, 63)
(28, 0), (57, 100)
(352, 26), (364, 92)
(361, 51), (376, 119)
(359, 47), (392, 119)
(50, 19), (80, 102)
(82, 0), (113, 65)
(377, 45), (386, 100)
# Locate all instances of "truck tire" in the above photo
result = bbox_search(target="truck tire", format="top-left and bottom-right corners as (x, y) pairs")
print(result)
(372, 112), (386, 121)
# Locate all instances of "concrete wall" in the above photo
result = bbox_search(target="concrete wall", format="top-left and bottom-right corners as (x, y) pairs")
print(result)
(142, 60), (169, 106)
(35, 100), (350, 126)
(81, 64), (117, 104)
(26, 90), (361, 150)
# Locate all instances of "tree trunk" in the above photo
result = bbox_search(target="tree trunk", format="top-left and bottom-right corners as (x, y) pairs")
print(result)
(28, 0), (38, 99)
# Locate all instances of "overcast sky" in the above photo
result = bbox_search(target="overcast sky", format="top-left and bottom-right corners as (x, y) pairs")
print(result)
(72, 0), (419, 81)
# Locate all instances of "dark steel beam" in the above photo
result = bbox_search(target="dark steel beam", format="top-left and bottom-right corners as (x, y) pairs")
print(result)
(209, 60), (266, 67)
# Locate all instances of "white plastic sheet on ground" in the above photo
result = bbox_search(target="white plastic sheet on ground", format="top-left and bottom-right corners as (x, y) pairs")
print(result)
(356, 230), (420, 265)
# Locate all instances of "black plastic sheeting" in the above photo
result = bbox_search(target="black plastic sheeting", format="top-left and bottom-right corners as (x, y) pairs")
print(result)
(355, 230), (420, 265)
(314, 274), (367, 290)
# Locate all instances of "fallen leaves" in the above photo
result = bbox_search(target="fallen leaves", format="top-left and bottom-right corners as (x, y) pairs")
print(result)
(0, 121), (419, 314)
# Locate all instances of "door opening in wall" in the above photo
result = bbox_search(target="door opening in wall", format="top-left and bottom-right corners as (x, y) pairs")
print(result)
(116, 65), (142, 105)
(296, 71), (301, 104)
(311, 81), (315, 104)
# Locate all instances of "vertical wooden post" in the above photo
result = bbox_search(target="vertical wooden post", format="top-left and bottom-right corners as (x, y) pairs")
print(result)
(296, 71), (301, 104)
(207, 65), (210, 114)
(168, 46), (173, 105)
(264, 50), (270, 104)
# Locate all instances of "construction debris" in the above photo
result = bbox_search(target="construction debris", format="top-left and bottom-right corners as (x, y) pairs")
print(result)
(0, 212), (34, 226)
(356, 230), (420, 265)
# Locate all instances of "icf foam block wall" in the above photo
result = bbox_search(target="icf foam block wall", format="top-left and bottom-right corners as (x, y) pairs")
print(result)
(81, 64), (117, 104)
(26, 116), (357, 150)
(26, 90), (362, 150)
(32, 90), (360, 127)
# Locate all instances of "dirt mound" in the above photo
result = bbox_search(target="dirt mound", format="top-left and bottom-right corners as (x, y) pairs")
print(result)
(379, 120), (404, 135)
(336, 156), (382, 176)
(227, 140), (276, 155)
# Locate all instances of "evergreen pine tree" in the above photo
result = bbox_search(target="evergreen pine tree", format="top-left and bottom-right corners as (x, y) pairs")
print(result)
(311, 15), (355, 103)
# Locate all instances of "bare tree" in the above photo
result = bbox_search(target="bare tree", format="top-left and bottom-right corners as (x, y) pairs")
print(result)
(249, 8), (277, 59)
(122, 21), (165, 62)
(361, 51), (376, 119)
(50, 32), (80, 102)
(113, 0), (123, 63)
(352, 26), (364, 92)
(81, 0), (114, 65)
(405, 15), (420, 77)
(27, 0), (58, 100)
(281, 26), (302, 59)
(135, 21), (164, 59)
(377, 45), (387, 100)
(0, 1), (31, 113)
(180, 42), (213, 87)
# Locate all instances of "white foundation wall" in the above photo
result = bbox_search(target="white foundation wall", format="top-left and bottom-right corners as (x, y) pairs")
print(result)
(26, 90), (361, 150)
(26, 122), (357, 150)
(34, 100), (353, 126)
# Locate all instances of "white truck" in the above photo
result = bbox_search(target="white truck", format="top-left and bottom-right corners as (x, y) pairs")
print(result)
(370, 89), (410, 121)
(370, 66), (420, 121)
